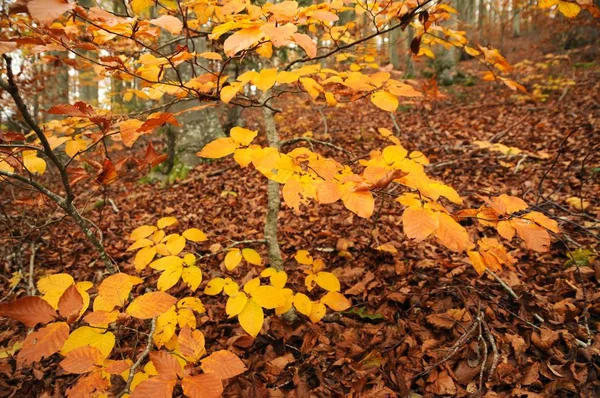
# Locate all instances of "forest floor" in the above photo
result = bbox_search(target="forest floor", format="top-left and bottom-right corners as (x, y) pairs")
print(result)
(1, 38), (600, 397)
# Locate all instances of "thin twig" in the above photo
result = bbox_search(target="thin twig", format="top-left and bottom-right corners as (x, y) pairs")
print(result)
(27, 242), (37, 296)
(118, 318), (157, 397)
(482, 315), (498, 384)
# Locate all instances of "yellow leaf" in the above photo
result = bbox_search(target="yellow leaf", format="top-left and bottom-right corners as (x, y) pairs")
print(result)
(230, 127), (258, 147)
(325, 92), (337, 106)
(135, 246), (157, 271)
(131, 0), (154, 16)
(196, 52), (221, 62)
(204, 278), (226, 295)
(402, 207), (439, 241)
(376, 243), (397, 254)
(242, 248), (261, 265)
(315, 272), (340, 292)
(226, 293), (248, 318)
(130, 225), (157, 241)
(22, 151), (46, 175)
(539, 0), (558, 8)
(178, 297), (206, 314)
(386, 82), (422, 97)
(126, 292), (177, 319)
(153, 306), (177, 348)
(157, 217), (177, 229)
(294, 250), (313, 265)
(276, 71), (299, 84)
(165, 234), (186, 255)
(156, 265), (183, 291)
(293, 293), (312, 316)
(321, 291), (351, 311)
(182, 228), (207, 242)
(308, 301), (326, 323)
(269, 270), (287, 288)
(37, 273), (74, 309)
(198, 137), (237, 158)
(224, 249), (243, 271)
(150, 255), (183, 271)
(127, 239), (153, 252)
(371, 91), (398, 112)
(253, 68), (277, 91)
(238, 299), (263, 337)
(558, 1), (580, 17)
(61, 326), (115, 359)
(243, 278), (261, 295)
(181, 265), (202, 291)
(565, 196), (590, 210)
(251, 286), (286, 309)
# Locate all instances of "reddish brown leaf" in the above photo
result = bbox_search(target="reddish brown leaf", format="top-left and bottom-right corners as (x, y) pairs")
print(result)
(58, 284), (84, 321)
(0, 296), (57, 327)
(96, 159), (118, 185)
(65, 371), (110, 397)
(138, 113), (179, 133)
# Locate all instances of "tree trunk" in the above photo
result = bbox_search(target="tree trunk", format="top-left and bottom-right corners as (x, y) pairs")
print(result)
(260, 91), (284, 271)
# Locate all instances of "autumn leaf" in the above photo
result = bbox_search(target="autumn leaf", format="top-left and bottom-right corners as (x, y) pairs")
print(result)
(150, 351), (183, 377)
(321, 291), (351, 311)
(201, 350), (247, 379)
(27, 0), (74, 24)
(58, 284), (84, 321)
(181, 373), (223, 398)
(17, 322), (69, 367)
(126, 292), (177, 319)
(149, 15), (183, 35)
(60, 346), (103, 374)
(402, 206), (439, 242)
(61, 326), (115, 359)
(238, 299), (263, 337)
(178, 327), (206, 362)
(371, 91), (398, 112)
(131, 374), (177, 398)
(198, 137), (238, 158)
(0, 296), (57, 327)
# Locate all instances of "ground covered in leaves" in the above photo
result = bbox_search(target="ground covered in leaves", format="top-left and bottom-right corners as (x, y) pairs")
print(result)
(1, 42), (599, 397)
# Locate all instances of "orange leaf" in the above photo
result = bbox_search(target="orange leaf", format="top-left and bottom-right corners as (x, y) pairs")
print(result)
(402, 207), (439, 241)
(523, 211), (559, 233)
(149, 15), (183, 35)
(292, 33), (316, 58)
(65, 371), (110, 397)
(181, 373), (223, 398)
(490, 194), (528, 215)
(0, 296), (57, 327)
(316, 180), (342, 204)
(131, 374), (177, 398)
(150, 351), (183, 377)
(201, 350), (247, 379)
(27, 0), (74, 24)
(60, 346), (103, 374)
(223, 27), (264, 56)
(511, 219), (551, 252)
(58, 284), (84, 321)
(17, 322), (69, 367)
(178, 327), (206, 363)
(496, 220), (516, 241)
(435, 213), (472, 252)
(341, 189), (374, 218)
(126, 292), (177, 319)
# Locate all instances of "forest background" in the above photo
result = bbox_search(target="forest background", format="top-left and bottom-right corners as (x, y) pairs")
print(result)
(0, 0), (599, 396)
